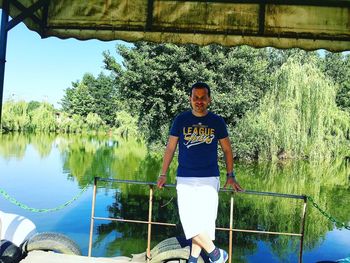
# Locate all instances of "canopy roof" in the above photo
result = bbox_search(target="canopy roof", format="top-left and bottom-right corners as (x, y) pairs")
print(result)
(3, 0), (350, 51)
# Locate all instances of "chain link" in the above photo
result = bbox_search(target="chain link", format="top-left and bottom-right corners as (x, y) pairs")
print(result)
(307, 195), (350, 230)
(0, 184), (90, 213)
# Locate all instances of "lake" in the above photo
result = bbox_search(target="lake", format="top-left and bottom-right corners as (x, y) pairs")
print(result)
(0, 133), (349, 262)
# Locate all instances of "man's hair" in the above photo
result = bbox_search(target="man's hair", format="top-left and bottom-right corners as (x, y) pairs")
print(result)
(189, 82), (211, 97)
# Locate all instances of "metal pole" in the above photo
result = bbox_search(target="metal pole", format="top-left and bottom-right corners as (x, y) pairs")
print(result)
(0, 1), (9, 126)
(228, 194), (234, 263)
(97, 178), (306, 200)
(88, 177), (98, 257)
(299, 197), (307, 263)
(146, 186), (154, 262)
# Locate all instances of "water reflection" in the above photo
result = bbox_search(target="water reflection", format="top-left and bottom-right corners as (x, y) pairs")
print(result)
(0, 133), (349, 262)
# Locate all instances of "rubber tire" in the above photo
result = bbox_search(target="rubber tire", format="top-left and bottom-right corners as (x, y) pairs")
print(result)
(0, 240), (24, 263)
(150, 237), (204, 263)
(24, 232), (81, 255)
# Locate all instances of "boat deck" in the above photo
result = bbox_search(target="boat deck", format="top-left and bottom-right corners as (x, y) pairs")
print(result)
(20, 251), (144, 263)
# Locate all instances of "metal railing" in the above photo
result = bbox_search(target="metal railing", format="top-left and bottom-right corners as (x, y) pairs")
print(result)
(88, 177), (307, 263)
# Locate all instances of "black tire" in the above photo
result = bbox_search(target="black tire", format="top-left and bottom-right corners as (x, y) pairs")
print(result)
(23, 232), (81, 255)
(0, 240), (24, 263)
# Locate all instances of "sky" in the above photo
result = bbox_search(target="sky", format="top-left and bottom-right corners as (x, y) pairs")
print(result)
(4, 21), (127, 108)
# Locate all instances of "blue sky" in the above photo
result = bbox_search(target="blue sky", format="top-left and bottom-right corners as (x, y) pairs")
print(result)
(4, 22), (126, 108)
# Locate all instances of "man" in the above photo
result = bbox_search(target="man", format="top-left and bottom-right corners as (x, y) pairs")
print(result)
(157, 82), (243, 263)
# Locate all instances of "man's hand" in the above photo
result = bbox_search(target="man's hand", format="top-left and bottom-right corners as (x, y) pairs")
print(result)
(224, 176), (244, 192)
(157, 175), (167, 189)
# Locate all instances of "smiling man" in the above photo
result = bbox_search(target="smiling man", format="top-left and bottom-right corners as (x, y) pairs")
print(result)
(157, 82), (243, 263)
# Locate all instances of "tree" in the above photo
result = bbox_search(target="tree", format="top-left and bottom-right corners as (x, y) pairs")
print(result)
(27, 100), (41, 113)
(61, 73), (118, 125)
(2, 100), (30, 132)
(233, 58), (350, 161)
(83, 73), (118, 125)
(322, 52), (350, 114)
(30, 102), (57, 132)
(86, 112), (105, 130)
(114, 110), (140, 138)
(61, 81), (95, 117)
(104, 42), (272, 144)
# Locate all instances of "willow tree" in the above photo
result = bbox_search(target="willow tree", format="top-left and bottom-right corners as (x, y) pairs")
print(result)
(30, 102), (57, 132)
(234, 58), (350, 161)
(1, 100), (30, 132)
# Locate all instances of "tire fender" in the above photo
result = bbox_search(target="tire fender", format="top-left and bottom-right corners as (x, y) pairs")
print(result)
(23, 232), (81, 255)
(0, 239), (24, 263)
(150, 237), (204, 263)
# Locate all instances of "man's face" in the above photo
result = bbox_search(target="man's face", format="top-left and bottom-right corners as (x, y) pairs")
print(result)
(190, 88), (211, 115)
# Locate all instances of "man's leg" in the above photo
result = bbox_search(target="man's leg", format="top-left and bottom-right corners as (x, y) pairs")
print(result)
(192, 232), (228, 263)
(192, 232), (215, 254)
(190, 240), (202, 257)
(188, 233), (213, 263)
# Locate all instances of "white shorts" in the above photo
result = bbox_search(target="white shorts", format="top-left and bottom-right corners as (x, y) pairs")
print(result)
(176, 177), (220, 240)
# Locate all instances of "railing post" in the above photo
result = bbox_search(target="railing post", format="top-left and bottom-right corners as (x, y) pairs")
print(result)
(228, 193), (235, 263)
(88, 177), (98, 257)
(146, 185), (154, 262)
(299, 196), (307, 263)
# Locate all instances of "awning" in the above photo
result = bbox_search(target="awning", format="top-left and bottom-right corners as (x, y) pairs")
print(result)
(3, 0), (350, 52)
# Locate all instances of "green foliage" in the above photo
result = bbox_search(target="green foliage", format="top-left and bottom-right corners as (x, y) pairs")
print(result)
(322, 52), (350, 114)
(56, 112), (74, 133)
(69, 114), (86, 133)
(7, 44), (347, 162)
(27, 100), (41, 113)
(2, 100), (30, 132)
(60, 73), (118, 125)
(233, 58), (350, 161)
(30, 102), (57, 132)
(1, 99), (110, 134)
(86, 112), (105, 130)
(113, 110), (140, 139)
(104, 42), (272, 144)
(84, 45), (350, 160)
(63, 81), (95, 117)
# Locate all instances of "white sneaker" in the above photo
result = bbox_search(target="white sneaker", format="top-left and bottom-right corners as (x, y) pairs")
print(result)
(209, 249), (228, 263)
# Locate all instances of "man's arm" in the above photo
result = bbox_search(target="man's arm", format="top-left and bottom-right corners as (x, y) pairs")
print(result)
(219, 137), (243, 191)
(157, 135), (179, 188)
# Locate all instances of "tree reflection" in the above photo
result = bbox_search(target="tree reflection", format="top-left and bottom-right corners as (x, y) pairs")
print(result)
(94, 158), (350, 261)
(0, 134), (349, 261)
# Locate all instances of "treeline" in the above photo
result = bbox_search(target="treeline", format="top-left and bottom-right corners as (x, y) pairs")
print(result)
(2, 43), (350, 161)
(1, 100), (138, 137)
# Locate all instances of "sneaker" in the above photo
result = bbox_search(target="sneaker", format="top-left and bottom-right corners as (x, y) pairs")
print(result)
(209, 249), (228, 263)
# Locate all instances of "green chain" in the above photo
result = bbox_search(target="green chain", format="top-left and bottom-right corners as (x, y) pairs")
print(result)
(307, 195), (350, 230)
(0, 184), (90, 213)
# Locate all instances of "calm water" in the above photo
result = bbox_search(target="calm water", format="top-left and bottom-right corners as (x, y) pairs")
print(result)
(0, 133), (349, 263)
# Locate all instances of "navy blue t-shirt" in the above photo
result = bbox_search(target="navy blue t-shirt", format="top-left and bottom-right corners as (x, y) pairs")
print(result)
(170, 111), (228, 177)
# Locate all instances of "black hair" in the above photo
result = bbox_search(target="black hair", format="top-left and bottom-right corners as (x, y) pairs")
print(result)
(189, 82), (211, 97)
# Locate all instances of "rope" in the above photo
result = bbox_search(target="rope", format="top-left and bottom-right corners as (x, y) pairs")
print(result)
(307, 195), (350, 230)
(0, 184), (90, 213)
